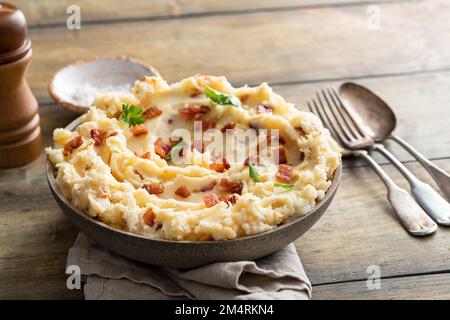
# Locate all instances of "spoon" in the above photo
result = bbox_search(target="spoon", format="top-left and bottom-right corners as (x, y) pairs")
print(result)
(339, 82), (450, 225)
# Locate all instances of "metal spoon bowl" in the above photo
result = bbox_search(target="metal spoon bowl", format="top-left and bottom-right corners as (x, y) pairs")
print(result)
(339, 82), (450, 224)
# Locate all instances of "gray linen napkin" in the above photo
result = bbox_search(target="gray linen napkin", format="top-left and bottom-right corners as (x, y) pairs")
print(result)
(67, 233), (312, 300)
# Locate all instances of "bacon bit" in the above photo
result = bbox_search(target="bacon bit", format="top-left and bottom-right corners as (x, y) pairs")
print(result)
(143, 208), (156, 227)
(167, 118), (173, 125)
(134, 169), (144, 180)
(240, 95), (249, 104)
(276, 146), (288, 164)
(244, 156), (260, 166)
(64, 136), (83, 155)
(279, 136), (286, 144)
(204, 194), (220, 208)
(178, 105), (211, 120)
(113, 111), (122, 119)
(257, 104), (273, 114)
(190, 91), (201, 98)
(138, 151), (151, 160)
(219, 194), (238, 206)
(197, 180), (217, 192)
(154, 137), (172, 159)
(221, 122), (236, 133)
(175, 186), (191, 198)
(201, 119), (216, 131)
(219, 179), (244, 195)
(143, 106), (163, 120)
(90, 128), (107, 146)
(276, 164), (294, 183)
(143, 183), (165, 195)
(131, 124), (148, 137)
(209, 158), (230, 173)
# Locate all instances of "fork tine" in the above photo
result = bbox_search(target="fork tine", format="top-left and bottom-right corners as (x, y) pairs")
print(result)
(327, 87), (365, 138)
(320, 89), (357, 141)
(328, 87), (367, 137)
(315, 91), (350, 145)
(309, 98), (345, 147)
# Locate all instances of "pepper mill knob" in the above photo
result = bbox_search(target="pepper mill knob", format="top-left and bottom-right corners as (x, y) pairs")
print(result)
(0, 2), (41, 168)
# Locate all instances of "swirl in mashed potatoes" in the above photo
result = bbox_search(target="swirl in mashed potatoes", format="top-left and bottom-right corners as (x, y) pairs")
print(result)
(46, 75), (341, 241)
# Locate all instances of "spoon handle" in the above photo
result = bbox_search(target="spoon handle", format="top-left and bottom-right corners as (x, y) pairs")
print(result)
(390, 134), (450, 201)
(373, 144), (450, 225)
(356, 150), (437, 236)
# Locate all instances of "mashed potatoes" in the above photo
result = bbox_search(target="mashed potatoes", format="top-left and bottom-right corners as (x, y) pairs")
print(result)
(46, 75), (341, 241)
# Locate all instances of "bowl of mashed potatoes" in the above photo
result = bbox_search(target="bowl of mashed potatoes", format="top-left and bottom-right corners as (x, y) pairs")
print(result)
(46, 74), (341, 268)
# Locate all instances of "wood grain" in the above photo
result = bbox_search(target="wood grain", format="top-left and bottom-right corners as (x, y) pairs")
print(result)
(13, 0), (398, 26)
(313, 273), (450, 299)
(27, 0), (450, 104)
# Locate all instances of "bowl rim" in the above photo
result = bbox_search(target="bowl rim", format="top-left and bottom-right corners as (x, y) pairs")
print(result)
(48, 56), (161, 114)
(46, 115), (342, 245)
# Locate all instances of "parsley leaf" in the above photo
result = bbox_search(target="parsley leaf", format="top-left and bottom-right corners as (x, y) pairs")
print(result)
(274, 182), (294, 190)
(121, 104), (145, 127)
(205, 87), (241, 107)
(166, 140), (188, 162)
(248, 163), (260, 183)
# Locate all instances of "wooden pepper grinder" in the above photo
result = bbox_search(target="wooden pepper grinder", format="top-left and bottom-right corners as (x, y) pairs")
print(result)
(0, 2), (41, 168)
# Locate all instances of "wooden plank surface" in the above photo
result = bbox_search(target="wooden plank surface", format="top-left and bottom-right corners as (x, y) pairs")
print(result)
(13, 0), (399, 26)
(313, 273), (450, 299)
(1, 0), (450, 300)
(27, 0), (450, 104)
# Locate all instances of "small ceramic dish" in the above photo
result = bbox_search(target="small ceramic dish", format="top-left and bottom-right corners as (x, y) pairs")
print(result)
(48, 56), (159, 113)
(46, 115), (342, 268)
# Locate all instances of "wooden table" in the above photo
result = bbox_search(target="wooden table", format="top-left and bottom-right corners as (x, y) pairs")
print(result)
(1, 0), (450, 299)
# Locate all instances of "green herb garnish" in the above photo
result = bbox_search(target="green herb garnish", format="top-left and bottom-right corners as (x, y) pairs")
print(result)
(166, 140), (188, 162)
(248, 163), (260, 183)
(274, 182), (294, 190)
(120, 104), (145, 127)
(205, 87), (241, 107)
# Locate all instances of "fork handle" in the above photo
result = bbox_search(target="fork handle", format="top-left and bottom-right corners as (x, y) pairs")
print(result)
(390, 134), (450, 201)
(357, 150), (437, 236)
(373, 144), (450, 226)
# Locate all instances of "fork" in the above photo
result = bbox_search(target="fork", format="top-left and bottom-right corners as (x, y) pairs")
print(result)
(308, 89), (437, 236)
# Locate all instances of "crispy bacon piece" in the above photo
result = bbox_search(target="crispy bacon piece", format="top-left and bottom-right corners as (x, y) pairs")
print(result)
(90, 128), (107, 146)
(167, 118), (173, 125)
(143, 106), (163, 120)
(131, 124), (148, 137)
(244, 156), (260, 166)
(64, 136), (83, 155)
(175, 186), (191, 198)
(134, 169), (144, 180)
(154, 137), (172, 159)
(138, 151), (151, 159)
(276, 164), (294, 183)
(276, 146), (288, 164)
(178, 105), (211, 120)
(221, 122), (236, 133)
(219, 179), (243, 195)
(257, 104), (273, 114)
(143, 183), (165, 195)
(209, 158), (230, 173)
(201, 119), (216, 131)
(197, 180), (217, 192)
(219, 194), (238, 206)
(143, 208), (156, 226)
(204, 193), (220, 208)
(113, 111), (122, 119)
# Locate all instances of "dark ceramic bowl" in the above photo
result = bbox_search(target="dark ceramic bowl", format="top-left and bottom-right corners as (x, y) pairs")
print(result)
(46, 117), (341, 268)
